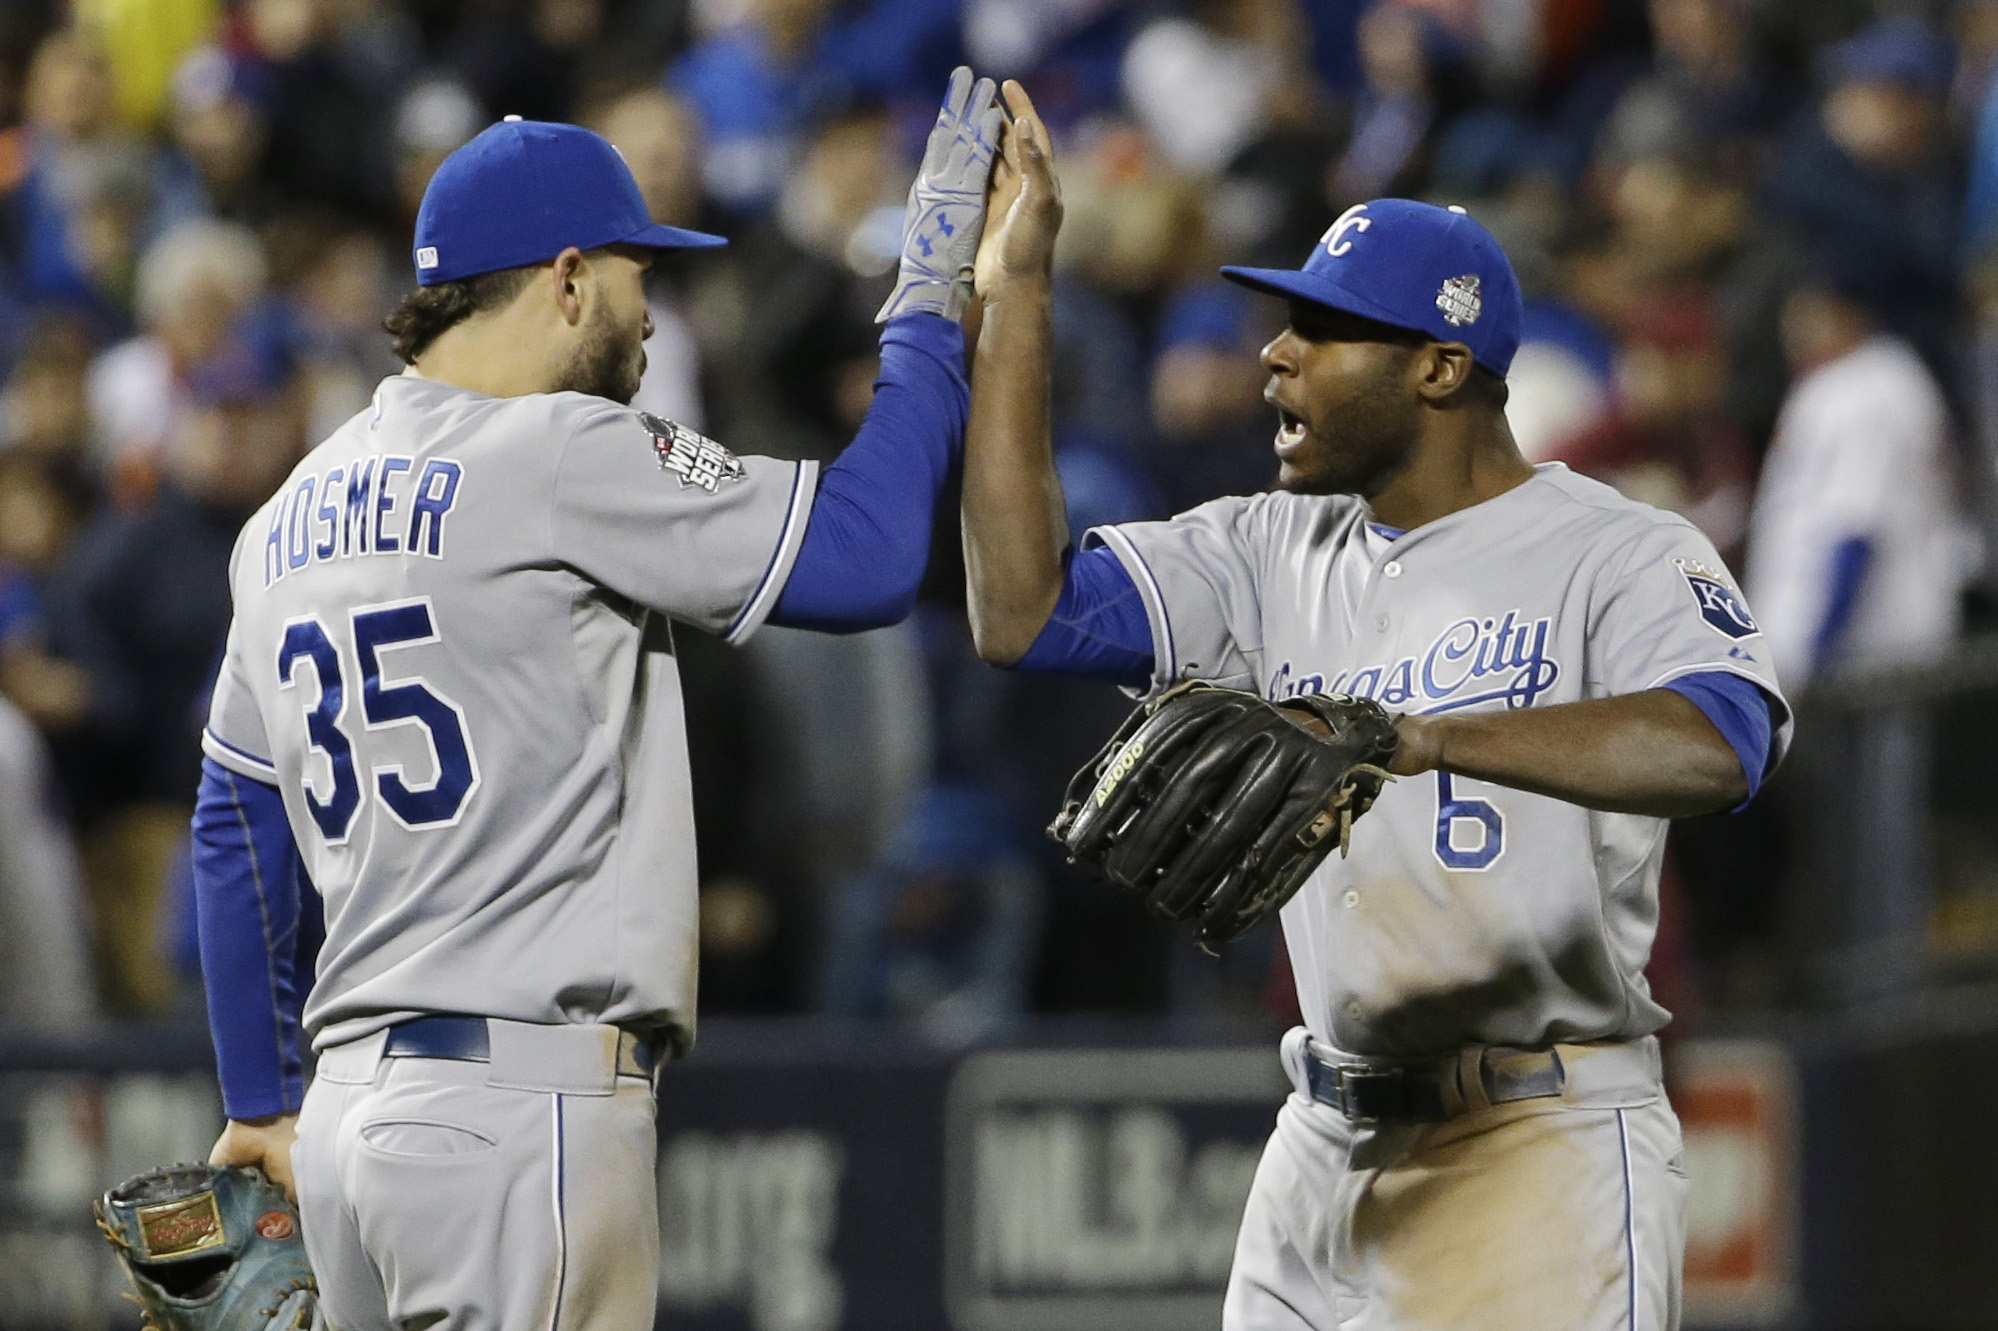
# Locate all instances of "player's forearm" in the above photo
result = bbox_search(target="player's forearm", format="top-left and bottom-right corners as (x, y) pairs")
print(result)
(193, 759), (310, 1119)
(1393, 689), (1748, 818)
(963, 280), (1067, 662)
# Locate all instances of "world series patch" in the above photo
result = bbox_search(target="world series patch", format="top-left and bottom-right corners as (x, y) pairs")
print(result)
(1675, 558), (1759, 640)
(643, 412), (745, 493)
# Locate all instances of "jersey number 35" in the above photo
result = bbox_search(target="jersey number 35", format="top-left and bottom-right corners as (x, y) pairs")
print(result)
(277, 596), (481, 843)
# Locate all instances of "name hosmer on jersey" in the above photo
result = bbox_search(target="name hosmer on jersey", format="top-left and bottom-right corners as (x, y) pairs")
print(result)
(264, 455), (465, 586)
(1267, 608), (1560, 712)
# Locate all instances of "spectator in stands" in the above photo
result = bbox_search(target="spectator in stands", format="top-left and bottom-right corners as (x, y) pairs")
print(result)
(1502, 298), (1614, 465)
(282, 221), (398, 440)
(87, 219), (267, 503)
(818, 783), (1042, 1045)
(3, 315), (95, 483)
(0, 319), (97, 738)
(701, 104), (896, 460)
(155, 45), (279, 226)
(1961, 0), (1998, 263)
(1601, 0), (1793, 174)
(1121, 0), (1306, 178)
(1762, 17), (1963, 377)
(0, 452), (90, 736)
(1747, 273), (1970, 689)
(1050, 120), (1206, 452)
(246, 0), (412, 217)
(1142, 280), (1273, 514)
(0, 690), (97, 1027)
(8, 29), (153, 330)
(82, 0), (212, 132)
(47, 301), (306, 1011)
(1329, 1), (1459, 205)
(669, 0), (843, 214)
(390, 76), (484, 225)
(1555, 296), (1755, 564)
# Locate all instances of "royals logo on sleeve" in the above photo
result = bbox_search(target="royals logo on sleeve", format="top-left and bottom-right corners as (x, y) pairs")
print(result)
(1674, 558), (1759, 640)
(643, 412), (745, 493)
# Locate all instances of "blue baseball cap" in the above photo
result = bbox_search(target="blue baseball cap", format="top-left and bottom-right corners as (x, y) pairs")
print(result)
(412, 117), (725, 286)
(1220, 199), (1524, 375)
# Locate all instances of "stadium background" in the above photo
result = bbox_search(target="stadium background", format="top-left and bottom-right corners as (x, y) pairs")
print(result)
(0, 0), (1994, 1325)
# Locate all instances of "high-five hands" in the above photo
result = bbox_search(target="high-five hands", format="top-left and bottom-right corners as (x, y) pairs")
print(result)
(876, 66), (1004, 323)
(974, 80), (1062, 305)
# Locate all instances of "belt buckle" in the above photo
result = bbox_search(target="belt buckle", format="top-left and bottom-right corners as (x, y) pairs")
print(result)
(1333, 1063), (1405, 1121)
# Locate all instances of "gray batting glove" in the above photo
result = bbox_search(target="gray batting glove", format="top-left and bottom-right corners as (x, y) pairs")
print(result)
(876, 66), (1003, 323)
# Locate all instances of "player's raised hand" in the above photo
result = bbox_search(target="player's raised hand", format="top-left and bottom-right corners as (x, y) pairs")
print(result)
(974, 81), (1062, 304)
(876, 66), (1004, 323)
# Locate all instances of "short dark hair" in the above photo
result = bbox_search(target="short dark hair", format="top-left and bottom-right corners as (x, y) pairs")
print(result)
(382, 265), (538, 364)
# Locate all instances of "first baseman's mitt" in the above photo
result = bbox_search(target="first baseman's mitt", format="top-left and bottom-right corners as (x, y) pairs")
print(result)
(1051, 682), (1401, 948)
(94, 1164), (316, 1331)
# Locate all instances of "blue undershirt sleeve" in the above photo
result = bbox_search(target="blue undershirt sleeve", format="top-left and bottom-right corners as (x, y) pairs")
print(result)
(1661, 671), (1777, 809)
(1010, 544), (1156, 684)
(1810, 536), (1873, 675)
(768, 313), (967, 632)
(192, 757), (310, 1119)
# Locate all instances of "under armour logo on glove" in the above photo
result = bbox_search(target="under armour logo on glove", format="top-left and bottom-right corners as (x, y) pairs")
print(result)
(877, 67), (1003, 323)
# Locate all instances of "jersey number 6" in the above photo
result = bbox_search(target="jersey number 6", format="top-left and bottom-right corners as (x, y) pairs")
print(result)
(1433, 772), (1504, 871)
(277, 597), (482, 842)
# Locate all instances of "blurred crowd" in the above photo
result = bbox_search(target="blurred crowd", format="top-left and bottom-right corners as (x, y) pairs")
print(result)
(0, 0), (1993, 1035)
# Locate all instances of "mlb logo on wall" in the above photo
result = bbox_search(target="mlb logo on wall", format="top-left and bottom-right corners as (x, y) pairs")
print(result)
(1676, 559), (1759, 640)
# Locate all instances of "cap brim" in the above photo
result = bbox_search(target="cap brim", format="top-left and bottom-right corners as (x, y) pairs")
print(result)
(1219, 265), (1430, 338)
(626, 221), (729, 251)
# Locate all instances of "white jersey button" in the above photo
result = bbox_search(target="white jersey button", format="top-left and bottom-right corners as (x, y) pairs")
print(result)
(1375, 614), (1390, 633)
(1343, 890), (1360, 908)
(1383, 561), (1402, 578)
(1345, 1001), (1364, 1020)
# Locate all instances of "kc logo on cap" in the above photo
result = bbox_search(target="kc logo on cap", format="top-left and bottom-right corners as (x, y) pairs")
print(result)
(1219, 197), (1525, 375)
(1322, 203), (1373, 258)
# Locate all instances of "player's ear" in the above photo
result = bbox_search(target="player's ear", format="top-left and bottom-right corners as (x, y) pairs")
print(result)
(549, 247), (587, 327)
(1414, 341), (1475, 403)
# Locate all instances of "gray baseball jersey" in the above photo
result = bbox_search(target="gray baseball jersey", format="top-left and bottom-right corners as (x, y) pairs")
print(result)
(1091, 463), (1791, 1056)
(200, 374), (817, 1052)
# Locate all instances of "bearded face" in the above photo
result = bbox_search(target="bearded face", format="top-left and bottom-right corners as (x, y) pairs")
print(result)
(557, 296), (648, 404)
(1262, 302), (1426, 499)
(552, 246), (653, 404)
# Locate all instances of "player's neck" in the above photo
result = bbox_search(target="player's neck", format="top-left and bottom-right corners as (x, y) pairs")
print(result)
(408, 315), (570, 399)
(1367, 419), (1534, 531)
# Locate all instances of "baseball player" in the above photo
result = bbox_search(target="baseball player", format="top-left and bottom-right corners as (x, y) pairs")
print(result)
(191, 73), (1001, 1329)
(967, 86), (1789, 1329)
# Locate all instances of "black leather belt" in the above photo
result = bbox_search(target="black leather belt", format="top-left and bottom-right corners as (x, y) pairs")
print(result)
(1302, 1041), (1566, 1122)
(383, 1016), (662, 1080)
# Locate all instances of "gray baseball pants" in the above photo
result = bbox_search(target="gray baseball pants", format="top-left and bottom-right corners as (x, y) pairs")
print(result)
(1224, 1031), (1687, 1331)
(292, 1024), (660, 1331)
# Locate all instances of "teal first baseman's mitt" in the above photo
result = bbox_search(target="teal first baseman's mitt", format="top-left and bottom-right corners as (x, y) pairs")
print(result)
(95, 1164), (316, 1331)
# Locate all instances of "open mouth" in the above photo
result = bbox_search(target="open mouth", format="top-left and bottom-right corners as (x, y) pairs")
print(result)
(1274, 405), (1307, 451)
